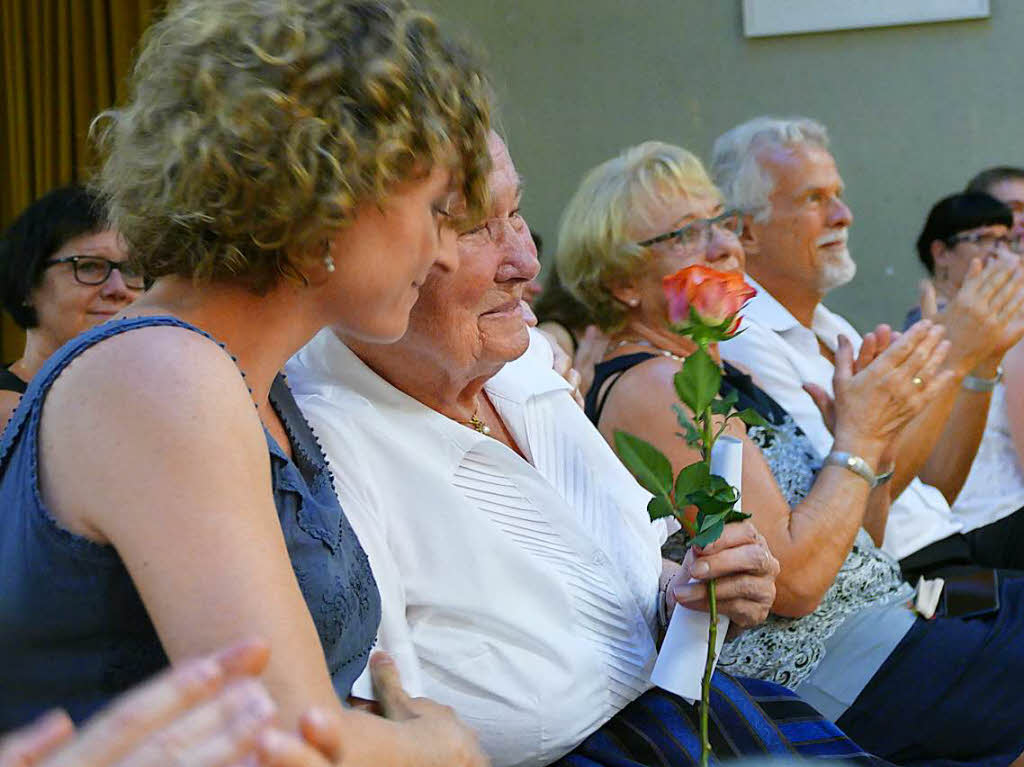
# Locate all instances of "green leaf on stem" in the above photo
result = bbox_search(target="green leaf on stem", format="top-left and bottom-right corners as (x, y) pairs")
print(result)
(710, 389), (738, 416)
(688, 490), (735, 517)
(674, 461), (710, 501)
(693, 518), (725, 548)
(672, 404), (703, 447)
(647, 494), (675, 521)
(614, 431), (673, 496)
(735, 408), (770, 428)
(674, 349), (721, 416)
(724, 508), (752, 524)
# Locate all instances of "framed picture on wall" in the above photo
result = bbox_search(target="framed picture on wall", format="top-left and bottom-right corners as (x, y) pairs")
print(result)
(742, 0), (990, 38)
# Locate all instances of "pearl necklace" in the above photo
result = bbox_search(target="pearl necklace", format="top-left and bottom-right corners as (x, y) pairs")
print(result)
(610, 338), (685, 363)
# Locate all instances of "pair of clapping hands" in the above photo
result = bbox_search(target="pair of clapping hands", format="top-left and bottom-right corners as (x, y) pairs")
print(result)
(0, 643), (488, 767)
(805, 253), (1024, 452)
(653, 254), (1024, 636)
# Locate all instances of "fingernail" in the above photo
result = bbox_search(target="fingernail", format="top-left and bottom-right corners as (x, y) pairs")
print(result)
(187, 658), (223, 686)
(305, 706), (329, 732)
(691, 560), (710, 577)
(260, 728), (288, 754)
(370, 652), (394, 667)
(232, 680), (275, 720)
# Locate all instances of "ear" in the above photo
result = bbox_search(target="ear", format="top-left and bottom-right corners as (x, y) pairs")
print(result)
(930, 239), (949, 269)
(740, 213), (760, 258)
(608, 279), (641, 309)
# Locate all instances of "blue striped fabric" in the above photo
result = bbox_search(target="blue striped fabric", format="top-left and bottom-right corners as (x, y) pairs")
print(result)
(555, 672), (889, 766)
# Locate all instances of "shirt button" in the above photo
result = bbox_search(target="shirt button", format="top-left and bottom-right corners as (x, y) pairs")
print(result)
(592, 552), (606, 565)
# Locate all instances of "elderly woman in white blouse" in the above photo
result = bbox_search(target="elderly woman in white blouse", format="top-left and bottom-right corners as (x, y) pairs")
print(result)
(286, 134), (885, 767)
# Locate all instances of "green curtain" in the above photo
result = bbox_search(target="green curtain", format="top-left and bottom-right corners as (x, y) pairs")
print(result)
(0, 0), (161, 363)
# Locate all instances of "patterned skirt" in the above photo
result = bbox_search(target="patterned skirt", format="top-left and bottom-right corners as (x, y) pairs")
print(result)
(554, 672), (888, 766)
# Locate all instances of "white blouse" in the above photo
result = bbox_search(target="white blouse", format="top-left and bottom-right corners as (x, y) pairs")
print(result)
(286, 329), (672, 767)
(952, 382), (1024, 531)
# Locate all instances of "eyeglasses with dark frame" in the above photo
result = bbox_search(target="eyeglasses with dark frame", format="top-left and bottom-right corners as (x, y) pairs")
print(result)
(946, 231), (1024, 255)
(44, 255), (146, 290)
(637, 210), (744, 251)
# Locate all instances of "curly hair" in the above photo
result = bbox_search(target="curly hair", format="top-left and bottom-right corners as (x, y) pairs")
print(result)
(92, 0), (492, 292)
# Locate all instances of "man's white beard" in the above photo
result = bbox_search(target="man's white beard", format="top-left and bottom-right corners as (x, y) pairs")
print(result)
(817, 245), (857, 293)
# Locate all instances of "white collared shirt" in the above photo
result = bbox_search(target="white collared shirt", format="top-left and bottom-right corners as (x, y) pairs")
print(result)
(286, 329), (671, 767)
(720, 277), (962, 560)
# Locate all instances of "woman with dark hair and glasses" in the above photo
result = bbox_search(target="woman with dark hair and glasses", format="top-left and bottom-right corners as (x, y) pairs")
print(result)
(0, 185), (143, 424)
(902, 192), (1024, 575)
(911, 191), (1020, 317)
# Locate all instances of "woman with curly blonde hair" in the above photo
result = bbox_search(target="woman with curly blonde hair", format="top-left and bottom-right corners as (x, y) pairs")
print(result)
(0, 1), (492, 764)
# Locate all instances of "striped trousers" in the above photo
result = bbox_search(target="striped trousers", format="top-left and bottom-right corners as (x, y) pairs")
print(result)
(555, 673), (888, 766)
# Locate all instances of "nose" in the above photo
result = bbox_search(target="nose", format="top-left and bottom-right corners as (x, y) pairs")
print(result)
(494, 223), (541, 284)
(433, 225), (459, 273)
(705, 225), (745, 268)
(101, 266), (133, 300)
(828, 197), (853, 229)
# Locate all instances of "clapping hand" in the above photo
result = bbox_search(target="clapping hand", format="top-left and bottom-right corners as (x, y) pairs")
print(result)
(933, 255), (1024, 368)
(803, 323), (899, 437)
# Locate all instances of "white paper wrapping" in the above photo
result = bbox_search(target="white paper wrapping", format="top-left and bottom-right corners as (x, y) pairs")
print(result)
(650, 436), (742, 700)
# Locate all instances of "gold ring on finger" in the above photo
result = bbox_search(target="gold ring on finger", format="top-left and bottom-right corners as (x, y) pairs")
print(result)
(912, 376), (924, 387)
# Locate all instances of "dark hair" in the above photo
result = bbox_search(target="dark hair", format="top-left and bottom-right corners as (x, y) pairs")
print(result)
(966, 166), (1024, 195)
(915, 192), (1013, 275)
(0, 185), (108, 328)
(533, 265), (596, 336)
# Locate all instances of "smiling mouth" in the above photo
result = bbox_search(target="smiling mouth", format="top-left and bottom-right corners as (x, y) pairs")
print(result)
(482, 298), (522, 316)
(817, 234), (848, 248)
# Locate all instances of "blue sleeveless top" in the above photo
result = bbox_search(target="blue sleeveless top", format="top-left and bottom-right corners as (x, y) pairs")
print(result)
(0, 316), (380, 730)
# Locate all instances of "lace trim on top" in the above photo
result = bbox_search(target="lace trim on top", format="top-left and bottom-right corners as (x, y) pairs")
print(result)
(717, 413), (913, 689)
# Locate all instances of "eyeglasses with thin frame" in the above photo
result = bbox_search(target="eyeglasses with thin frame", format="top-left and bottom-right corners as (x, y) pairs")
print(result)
(44, 255), (146, 290)
(946, 231), (1024, 255)
(637, 210), (744, 251)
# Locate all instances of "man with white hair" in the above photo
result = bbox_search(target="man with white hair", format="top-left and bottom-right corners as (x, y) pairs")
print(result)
(713, 115), (1024, 575)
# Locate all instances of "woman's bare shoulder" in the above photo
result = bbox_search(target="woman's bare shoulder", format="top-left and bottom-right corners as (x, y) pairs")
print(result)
(46, 324), (250, 418)
(37, 324), (267, 541)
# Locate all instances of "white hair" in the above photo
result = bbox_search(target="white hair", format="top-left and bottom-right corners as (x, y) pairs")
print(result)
(710, 116), (830, 221)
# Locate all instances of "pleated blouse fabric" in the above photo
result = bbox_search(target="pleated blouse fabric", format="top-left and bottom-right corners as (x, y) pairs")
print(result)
(287, 328), (672, 767)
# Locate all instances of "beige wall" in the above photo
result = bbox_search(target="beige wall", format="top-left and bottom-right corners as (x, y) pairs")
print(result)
(428, 0), (1023, 330)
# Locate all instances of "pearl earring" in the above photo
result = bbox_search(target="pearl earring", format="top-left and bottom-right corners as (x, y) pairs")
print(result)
(628, 298), (639, 307)
(324, 254), (335, 273)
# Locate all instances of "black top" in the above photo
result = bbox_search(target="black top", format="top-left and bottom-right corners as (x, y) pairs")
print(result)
(584, 351), (790, 429)
(0, 366), (27, 394)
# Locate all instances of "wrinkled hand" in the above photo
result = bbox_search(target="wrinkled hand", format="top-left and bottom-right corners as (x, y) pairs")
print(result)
(667, 521), (779, 631)
(803, 323), (897, 436)
(370, 654), (489, 767)
(540, 329), (585, 408)
(0, 640), (287, 767)
(831, 321), (953, 452)
(937, 255), (1024, 368)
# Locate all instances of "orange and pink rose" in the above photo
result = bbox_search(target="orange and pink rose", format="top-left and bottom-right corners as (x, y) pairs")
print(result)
(662, 265), (756, 337)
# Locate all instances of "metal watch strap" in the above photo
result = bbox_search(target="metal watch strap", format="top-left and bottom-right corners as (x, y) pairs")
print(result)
(963, 366), (1003, 392)
(825, 451), (893, 488)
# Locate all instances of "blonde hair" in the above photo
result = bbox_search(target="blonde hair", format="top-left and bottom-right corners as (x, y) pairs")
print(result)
(92, 0), (492, 292)
(555, 141), (719, 331)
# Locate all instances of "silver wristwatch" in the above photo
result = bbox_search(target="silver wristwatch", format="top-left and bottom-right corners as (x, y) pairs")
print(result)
(824, 451), (894, 488)
(963, 366), (1003, 393)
